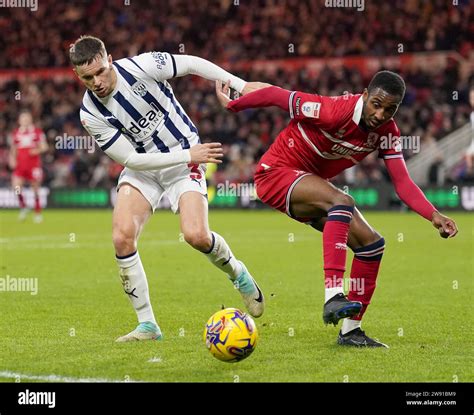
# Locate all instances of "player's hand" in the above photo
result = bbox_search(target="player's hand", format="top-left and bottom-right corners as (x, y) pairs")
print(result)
(189, 143), (224, 164)
(431, 211), (458, 238)
(215, 80), (232, 108)
(241, 81), (272, 95)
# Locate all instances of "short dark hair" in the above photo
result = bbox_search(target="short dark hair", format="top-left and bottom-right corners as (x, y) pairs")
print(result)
(69, 35), (106, 66)
(368, 70), (406, 100)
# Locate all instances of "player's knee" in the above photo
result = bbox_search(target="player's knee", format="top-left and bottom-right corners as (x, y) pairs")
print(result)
(112, 227), (137, 256)
(332, 192), (355, 208)
(369, 231), (383, 246)
(360, 231), (384, 248)
(183, 229), (212, 252)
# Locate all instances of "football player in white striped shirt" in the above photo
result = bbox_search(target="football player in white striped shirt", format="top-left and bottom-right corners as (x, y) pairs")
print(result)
(70, 35), (264, 342)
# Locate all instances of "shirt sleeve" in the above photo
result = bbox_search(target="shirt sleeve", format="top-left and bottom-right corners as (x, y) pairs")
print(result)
(131, 51), (177, 82)
(36, 129), (46, 144)
(289, 92), (344, 128)
(384, 156), (436, 220)
(104, 134), (191, 170)
(377, 122), (403, 160)
(226, 86), (291, 112)
(80, 109), (190, 170)
(172, 55), (246, 93)
(80, 108), (122, 150)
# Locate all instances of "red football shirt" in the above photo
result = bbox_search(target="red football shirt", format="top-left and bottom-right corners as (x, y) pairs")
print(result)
(11, 126), (45, 168)
(268, 92), (402, 179)
(227, 86), (437, 221)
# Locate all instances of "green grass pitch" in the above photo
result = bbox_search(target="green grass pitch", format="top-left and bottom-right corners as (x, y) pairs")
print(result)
(0, 209), (472, 382)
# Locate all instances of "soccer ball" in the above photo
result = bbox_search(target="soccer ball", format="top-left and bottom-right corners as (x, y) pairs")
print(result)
(203, 308), (258, 362)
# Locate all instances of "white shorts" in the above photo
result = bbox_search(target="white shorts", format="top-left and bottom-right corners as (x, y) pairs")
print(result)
(117, 163), (207, 213)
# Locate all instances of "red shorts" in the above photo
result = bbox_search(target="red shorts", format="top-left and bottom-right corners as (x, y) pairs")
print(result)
(13, 165), (43, 182)
(254, 157), (313, 223)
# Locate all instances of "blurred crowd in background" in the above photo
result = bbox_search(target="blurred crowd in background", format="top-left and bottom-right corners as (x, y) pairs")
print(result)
(2, 0), (472, 67)
(0, 0), (472, 189)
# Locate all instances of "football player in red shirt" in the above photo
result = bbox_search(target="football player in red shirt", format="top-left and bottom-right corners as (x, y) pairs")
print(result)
(216, 71), (458, 348)
(9, 111), (48, 222)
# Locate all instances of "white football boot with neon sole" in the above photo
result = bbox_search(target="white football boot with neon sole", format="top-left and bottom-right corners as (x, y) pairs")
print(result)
(115, 321), (162, 342)
(233, 261), (265, 318)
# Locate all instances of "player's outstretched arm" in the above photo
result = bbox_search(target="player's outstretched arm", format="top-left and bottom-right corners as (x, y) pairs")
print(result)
(216, 80), (274, 107)
(216, 81), (291, 112)
(384, 157), (458, 238)
(241, 82), (273, 95)
(104, 134), (223, 170)
(172, 55), (247, 93)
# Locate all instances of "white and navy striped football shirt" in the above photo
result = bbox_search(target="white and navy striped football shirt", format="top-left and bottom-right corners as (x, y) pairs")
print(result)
(80, 52), (200, 155)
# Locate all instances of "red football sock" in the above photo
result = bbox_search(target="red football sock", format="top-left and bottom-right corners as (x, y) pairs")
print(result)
(34, 194), (41, 213)
(323, 205), (354, 288)
(18, 193), (26, 209)
(347, 238), (385, 320)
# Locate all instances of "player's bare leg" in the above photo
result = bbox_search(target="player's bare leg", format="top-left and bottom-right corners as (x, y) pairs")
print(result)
(179, 191), (264, 317)
(12, 175), (28, 221)
(113, 184), (161, 342)
(31, 178), (43, 223)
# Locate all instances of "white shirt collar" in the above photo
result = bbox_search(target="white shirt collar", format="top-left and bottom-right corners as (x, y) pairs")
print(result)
(352, 95), (364, 124)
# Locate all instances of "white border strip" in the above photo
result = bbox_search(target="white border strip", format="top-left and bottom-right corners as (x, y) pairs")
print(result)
(288, 91), (296, 118)
(297, 123), (339, 159)
(285, 173), (312, 217)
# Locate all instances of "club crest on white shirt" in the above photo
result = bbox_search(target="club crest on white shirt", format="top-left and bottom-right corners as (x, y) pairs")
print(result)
(132, 82), (148, 97)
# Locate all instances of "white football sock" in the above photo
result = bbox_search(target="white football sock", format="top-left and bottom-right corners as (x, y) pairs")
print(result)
(325, 286), (344, 303)
(341, 318), (361, 335)
(116, 251), (157, 325)
(204, 232), (243, 279)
